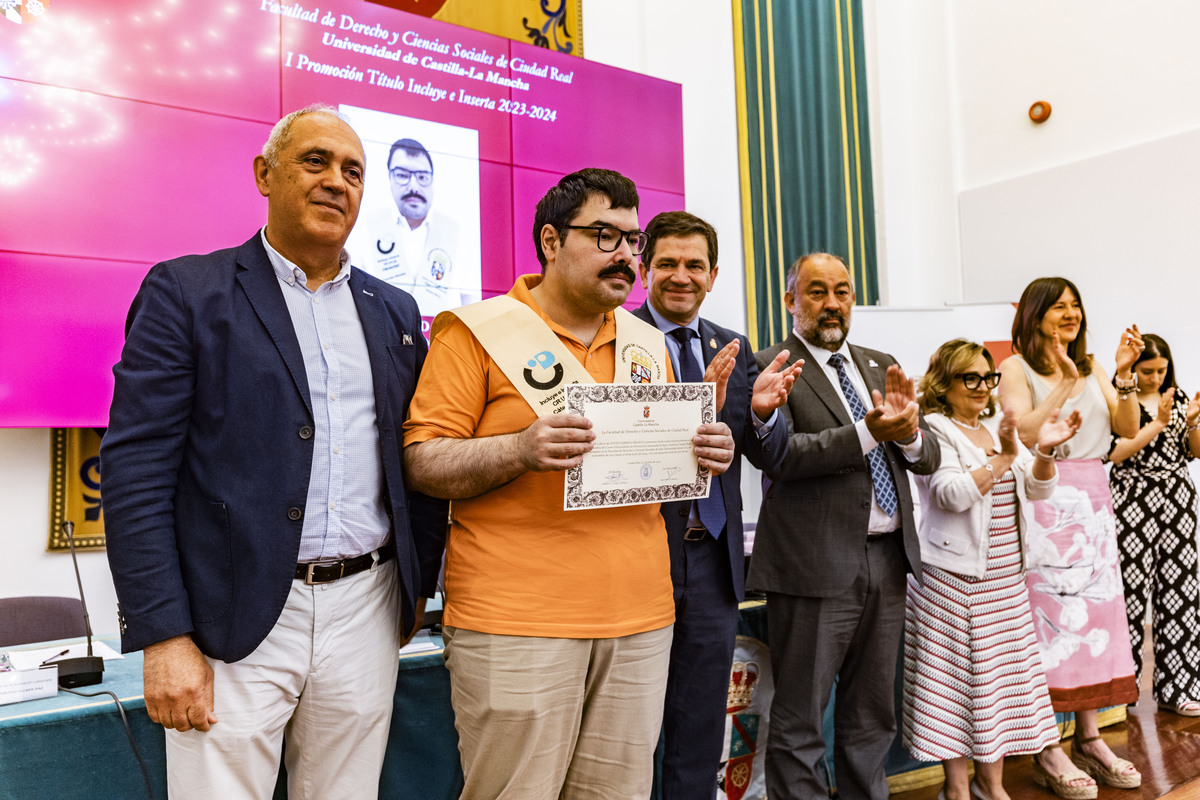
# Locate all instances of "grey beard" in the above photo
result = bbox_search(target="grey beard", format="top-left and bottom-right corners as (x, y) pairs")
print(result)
(799, 314), (849, 350)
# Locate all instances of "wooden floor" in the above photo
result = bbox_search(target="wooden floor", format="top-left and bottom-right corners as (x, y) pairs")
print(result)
(892, 632), (1200, 800)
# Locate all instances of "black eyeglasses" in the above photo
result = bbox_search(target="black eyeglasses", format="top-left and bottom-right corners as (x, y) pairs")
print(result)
(389, 167), (433, 186)
(562, 225), (649, 256)
(956, 372), (1001, 390)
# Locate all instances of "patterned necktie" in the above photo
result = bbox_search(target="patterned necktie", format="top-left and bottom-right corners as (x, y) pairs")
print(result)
(669, 327), (726, 537)
(827, 352), (898, 517)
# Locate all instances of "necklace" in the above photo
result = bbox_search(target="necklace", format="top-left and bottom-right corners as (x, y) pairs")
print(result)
(949, 415), (981, 431)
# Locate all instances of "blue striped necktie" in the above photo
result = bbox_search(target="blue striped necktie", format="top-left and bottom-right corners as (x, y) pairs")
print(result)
(828, 352), (898, 517)
(669, 327), (726, 537)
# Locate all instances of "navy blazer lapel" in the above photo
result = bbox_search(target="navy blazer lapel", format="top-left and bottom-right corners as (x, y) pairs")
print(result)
(235, 236), (312, 415)
(349, 268), (392, 424)
(791, 334), (854, 426)
(697, 318), (727, 368)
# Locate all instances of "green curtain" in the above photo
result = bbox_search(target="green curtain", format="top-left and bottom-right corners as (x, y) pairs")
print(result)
(733, 0), (877, 350)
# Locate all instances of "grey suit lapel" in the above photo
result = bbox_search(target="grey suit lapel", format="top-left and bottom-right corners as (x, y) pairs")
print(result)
(850, 345), (886, 404)
(235, 236), (312, 415)
(791, 335), (854, 426)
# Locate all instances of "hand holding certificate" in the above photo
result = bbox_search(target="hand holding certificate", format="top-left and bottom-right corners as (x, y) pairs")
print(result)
(564, 382), (715, 510)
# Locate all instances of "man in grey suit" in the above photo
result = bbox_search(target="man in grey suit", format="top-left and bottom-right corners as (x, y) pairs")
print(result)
(752, 252), (940, 800)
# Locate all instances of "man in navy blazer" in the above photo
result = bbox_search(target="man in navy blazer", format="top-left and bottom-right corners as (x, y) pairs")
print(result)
(101, 105), (447, 799)
(633, 211), (801, 799)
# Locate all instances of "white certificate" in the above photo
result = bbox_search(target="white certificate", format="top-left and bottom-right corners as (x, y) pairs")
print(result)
(564, 382), (714, 510)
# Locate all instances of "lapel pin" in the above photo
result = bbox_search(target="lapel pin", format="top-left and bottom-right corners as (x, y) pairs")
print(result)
(709, 338), (717, 349)
(362, 289), (374, 297)
(868, 359), (879, 368)
(402, 334), (413, 345)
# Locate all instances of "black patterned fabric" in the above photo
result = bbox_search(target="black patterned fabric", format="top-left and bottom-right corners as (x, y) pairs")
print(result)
(1109, 391), (1200, 706)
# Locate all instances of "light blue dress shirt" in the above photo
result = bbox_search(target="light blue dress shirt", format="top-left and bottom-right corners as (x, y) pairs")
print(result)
(261, 229), (390, 561)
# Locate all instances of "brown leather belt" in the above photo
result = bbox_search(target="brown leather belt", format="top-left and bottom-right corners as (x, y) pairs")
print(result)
(295, 548), (391, 585)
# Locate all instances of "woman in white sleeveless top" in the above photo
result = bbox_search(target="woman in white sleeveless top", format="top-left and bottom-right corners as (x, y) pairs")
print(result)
(997, 277), (1142, 797)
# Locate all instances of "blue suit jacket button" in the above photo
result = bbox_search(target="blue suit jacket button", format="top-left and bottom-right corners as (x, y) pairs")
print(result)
(288, 507), (303, 521)
(299, 425), (314, 440)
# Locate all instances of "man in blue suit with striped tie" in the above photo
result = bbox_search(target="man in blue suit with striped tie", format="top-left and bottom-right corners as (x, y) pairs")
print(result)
(633, 211), (801, 799)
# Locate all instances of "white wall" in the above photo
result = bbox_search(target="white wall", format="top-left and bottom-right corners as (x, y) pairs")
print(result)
(866, 0), (1200, 373)
(863, 0), (963, 307)
(949, 1), (1200, 192)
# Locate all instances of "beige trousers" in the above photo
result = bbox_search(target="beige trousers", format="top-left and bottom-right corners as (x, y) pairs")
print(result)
(443, 624), (673, 800)
(165, 559), (402, 800)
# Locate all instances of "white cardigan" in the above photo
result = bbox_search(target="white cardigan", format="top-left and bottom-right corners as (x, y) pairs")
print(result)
(914, 413), (1057, 578)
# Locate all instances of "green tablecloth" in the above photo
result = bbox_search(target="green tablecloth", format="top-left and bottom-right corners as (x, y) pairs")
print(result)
(0, 639), (457, 800)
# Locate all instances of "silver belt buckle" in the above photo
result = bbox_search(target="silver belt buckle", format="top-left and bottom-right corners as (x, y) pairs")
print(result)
(304, 561), (345, 585)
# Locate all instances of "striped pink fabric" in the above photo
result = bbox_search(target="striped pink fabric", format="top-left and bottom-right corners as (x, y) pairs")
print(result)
(903, 473), (1061, 762)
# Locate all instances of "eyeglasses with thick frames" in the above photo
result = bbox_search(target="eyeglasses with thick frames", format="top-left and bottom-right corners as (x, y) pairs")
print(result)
(562, 225), (649, 256)
(389, 167), (433, 186)
(956, 372), (1001, 390)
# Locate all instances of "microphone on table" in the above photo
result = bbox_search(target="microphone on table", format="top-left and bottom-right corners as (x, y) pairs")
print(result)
(54, 521), (104, 688)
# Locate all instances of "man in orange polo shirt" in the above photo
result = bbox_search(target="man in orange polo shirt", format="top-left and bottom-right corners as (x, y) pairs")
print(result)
(403, 168), (736, 799)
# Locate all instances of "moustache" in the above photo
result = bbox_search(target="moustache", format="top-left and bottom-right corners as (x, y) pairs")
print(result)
(401, 192), (427, 203)
(819, 311), (844, 325)
(599, 264), (636, 282)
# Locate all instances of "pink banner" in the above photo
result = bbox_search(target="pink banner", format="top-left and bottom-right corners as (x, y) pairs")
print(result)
(0, 0), (685, 426)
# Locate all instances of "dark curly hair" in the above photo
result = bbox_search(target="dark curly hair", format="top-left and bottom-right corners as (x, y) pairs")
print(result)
(532, 168), (639, 269)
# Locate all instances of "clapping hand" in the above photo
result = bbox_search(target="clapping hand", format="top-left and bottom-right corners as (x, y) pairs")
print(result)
(752, 349), (804, 420)
(1051, 332), (1080, 379)
(1114, 324), (1144, 374)
(703, 340), (739, 414)
(997, 407), (1020, 456)
(1187, 391), (1200, 429)
(865, 364), (919, 442)
(1156, 387), (1176, 426)
(1037, 408), (1083, 451)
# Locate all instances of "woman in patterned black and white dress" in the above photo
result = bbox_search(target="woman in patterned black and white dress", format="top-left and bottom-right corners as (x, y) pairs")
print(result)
(1109, 333), (1200, 716)
(906, 340), (1085, 800)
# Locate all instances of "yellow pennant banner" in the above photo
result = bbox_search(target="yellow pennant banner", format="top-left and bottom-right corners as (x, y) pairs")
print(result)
(48, 428), (106, 551)
(366, 0), (582, 55)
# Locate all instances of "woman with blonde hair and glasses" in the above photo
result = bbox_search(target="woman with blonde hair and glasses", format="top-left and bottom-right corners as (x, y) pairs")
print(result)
(906, 339), (1083, 800)
(997, 277), (1142, 796)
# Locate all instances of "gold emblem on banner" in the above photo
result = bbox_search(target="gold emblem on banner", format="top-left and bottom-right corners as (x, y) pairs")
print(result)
(48, 428), (106, 551)
(365, 0), (583, 55)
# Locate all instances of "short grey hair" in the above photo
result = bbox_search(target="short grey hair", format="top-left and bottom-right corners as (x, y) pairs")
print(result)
(260, 103), (348, 168)
(785, 252), (854, 295)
